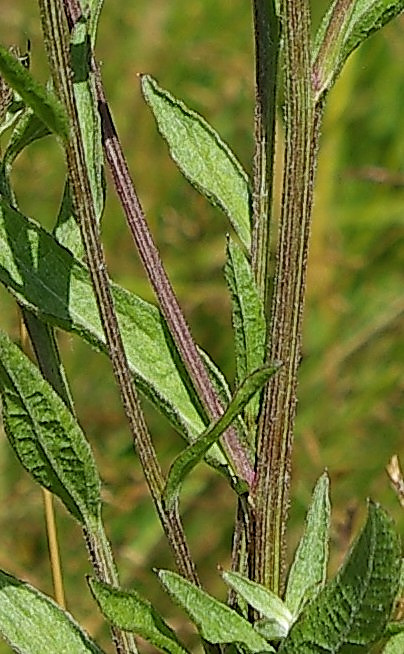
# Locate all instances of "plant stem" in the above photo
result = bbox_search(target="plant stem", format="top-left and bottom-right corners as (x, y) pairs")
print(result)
(93, 75), (254, 486)
(19, 313), (67, 609)
(252, 0), (320, 594)
(38, 0), (198, 595)
(42, 489), (66, 607)
(251, 0), (279, 314)
(66, 0), (255, 489)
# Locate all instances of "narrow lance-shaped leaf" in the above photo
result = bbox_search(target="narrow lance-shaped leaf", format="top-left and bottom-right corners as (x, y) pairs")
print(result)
(164, 364), (280, 509)
(0, 43), (69, 140)
(312, 0), (404, 100)
(1, 108), (50, 168)
(284, 472), (331, 618)
(0, 329), (101, 528)
(70, 16), (104, 223)
(0, 200), (235, 476)
(88, 578), (189, 654)
(0, 569), (105, 654)
(225, 237), (266, 434)
(222, 571), (293, 640)
(87, 0), (105, 47)
(280, 502), (401, 653)
(141, 74), (252, 250)
(158, 570), (274, 652)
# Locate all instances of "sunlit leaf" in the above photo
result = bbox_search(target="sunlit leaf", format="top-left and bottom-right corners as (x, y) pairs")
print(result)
(313, 0), (404, 99)
(164, 364), (280, 509)
(0, 329), (101, 527)
(222, 571), (292, 639)
(141, 74), (252, 250)
(280, 503), (401, 653)
(1, 108), (50, 167)
(0, 569), (104, 654)
(158, 570), (274, 652)
(0, 200), (235, 477)
(88, 578), (189, 654)
(382, 631), (404, 653)
(0, 44), (69, 140)
(284, 472), (331, 617)
(70, 16), (104, 223)
(225, 237), (266, 433)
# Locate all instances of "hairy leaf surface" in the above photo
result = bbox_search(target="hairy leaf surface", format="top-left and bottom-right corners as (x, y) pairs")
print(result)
(141, 75), (251, 250)
(0, 330), (101, 526)
(158, 570), (273, 652)
(313, 0), (404, 98)
(222, 571), (292, 639)
(284, 472), (331, 617)
(225, 237), (266, 433)
(0, 569), (104, 653)
(280, 503), (401, 653)
(0, 44), (69, 140)
(164, 364), (279, 508)
(88, 578), (189, 654)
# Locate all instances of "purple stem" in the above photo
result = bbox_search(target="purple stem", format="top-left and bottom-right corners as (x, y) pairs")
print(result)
(64, 0), (254, 487)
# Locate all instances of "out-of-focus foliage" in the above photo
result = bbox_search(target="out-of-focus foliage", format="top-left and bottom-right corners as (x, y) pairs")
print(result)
(0, 1), (402, 652)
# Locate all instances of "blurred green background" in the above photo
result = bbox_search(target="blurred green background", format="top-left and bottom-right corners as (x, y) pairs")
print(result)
(0, 1), (403, 652)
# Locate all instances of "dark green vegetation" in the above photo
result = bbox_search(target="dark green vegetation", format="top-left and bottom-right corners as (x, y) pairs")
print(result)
(0, 1), (402, 653)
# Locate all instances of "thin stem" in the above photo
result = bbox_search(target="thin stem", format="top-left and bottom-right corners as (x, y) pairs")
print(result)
(19, 313), (67, 609)
(252, 0), (318, 594)
(65, 0), (255, 489)
(38, 0), (198, 593)
(42, 489), (67, 608)
(251, 0), (279, 314)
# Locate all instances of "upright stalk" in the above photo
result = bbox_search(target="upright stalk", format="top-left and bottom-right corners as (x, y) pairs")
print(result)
(251, 0), (279, 313)
(252, 0), (320, 594)
(38, 0), (198, 595)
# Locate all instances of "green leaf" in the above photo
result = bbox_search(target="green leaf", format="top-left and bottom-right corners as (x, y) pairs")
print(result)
(280, 503), (401, 653)
(70, 16), (104, 223)
(385, 622), (404, 637)
(158, 570), (274, 652)
(222, 571), (292, 639)
(0, 199), (203, 436)
(141, 74), (252, 250)
(88, 578), (189, 654)
(224, 237), (266, 433)
(0, 44), (69, 141)
(1, 108), (50, 167)
(382, 631), (404, 653)
(312, 0), (404, 99)
(0, 200), (235, 478)
(164, 364), (280, 509)
(284, 472), (331, 618)
(0, 329), (101, 527)
(53, 182), (85, 259)
(0, 569), (104, 654)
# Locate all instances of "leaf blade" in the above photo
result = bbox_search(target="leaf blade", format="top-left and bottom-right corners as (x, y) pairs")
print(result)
(164, 364), (280, 508)
(224, 237), (266, 432)
(0, 44), (69, 140)
(158, 570), (274, 652)
(141, 75), (252, 250)
(284, 472), (331, 617)
(222, 571), (292, 639)
(88, 578), (189, 654)
(280, 503), (401, 653)
(0, 569), (104, 654)
(0, 329), (101, 527)
(313, 0), (404, 99)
